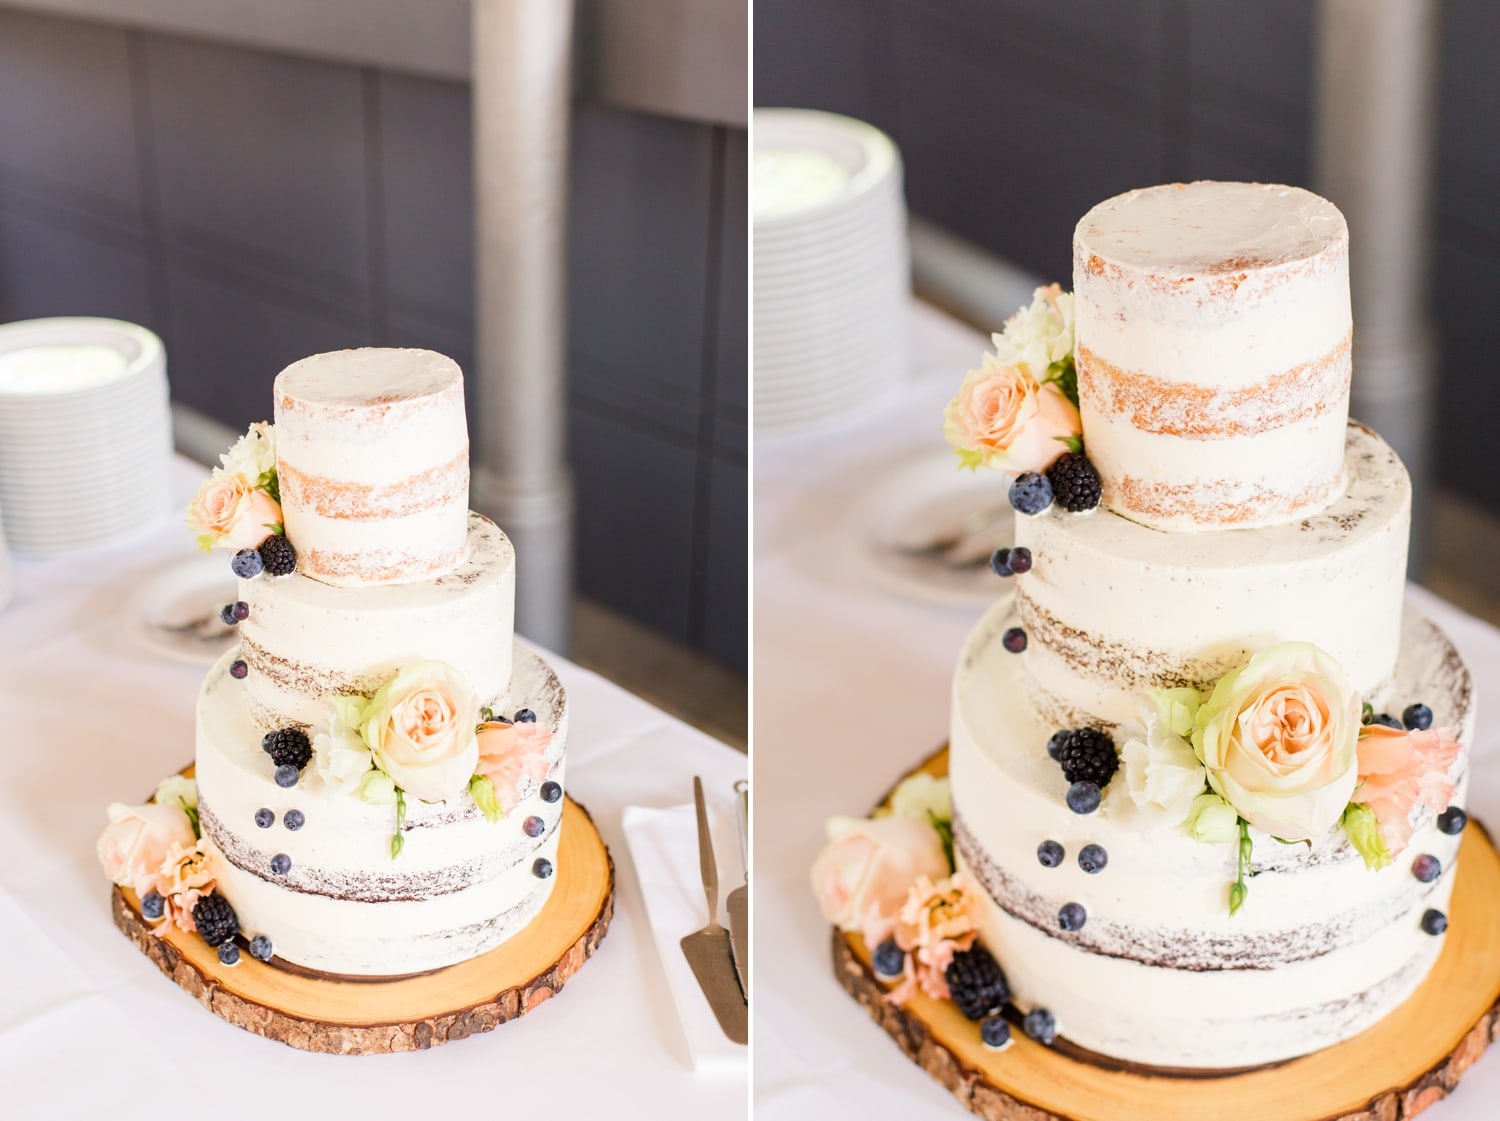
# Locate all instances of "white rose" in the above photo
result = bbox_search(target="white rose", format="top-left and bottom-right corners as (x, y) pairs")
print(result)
(887, 773), (952, 824)
(993, 283), (1074, 375)
(154, 775), (198, 814)
(220, 421), (276, 481)
(1122, 687), (1208, 827)
(315, 720), (376, 796)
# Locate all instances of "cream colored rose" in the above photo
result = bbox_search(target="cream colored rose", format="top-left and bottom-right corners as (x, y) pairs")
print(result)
(219, 421), (276, 480)
(1193, 643), (1360, 842)
(810, 815), (950, 944)
(994, 283), (1074, 375)
(186, 469), (283, 551)
(360, 661), (479, 802)
(1122, 687), (1208, 827)
(97, 802), (195, 896)
(886, 773), (951, 824)
(315, 719), (377, 796)
(943, 357), (1081, 474)
(153, 775), (198, 815)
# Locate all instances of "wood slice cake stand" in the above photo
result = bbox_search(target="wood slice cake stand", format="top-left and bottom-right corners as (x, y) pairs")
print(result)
(113, 785), (614, 1055)
(832, 748), (1500, 1121)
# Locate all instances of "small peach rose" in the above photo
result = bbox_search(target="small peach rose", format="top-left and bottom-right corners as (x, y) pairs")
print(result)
(1353, 724), (1462, 855)
(186, 470), (282, 551)
(943, 357), (1080, 474)
(811, 815), (949, 945)
(97, 802), (195, 897)
(361, 661), (479, 802)
(475, 721), (554, 813)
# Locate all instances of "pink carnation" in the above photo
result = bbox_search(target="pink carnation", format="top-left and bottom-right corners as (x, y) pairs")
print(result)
(475, 721), (554, 813)
(884, 873), (981, 1007)
(1352, 724), (1462, 856)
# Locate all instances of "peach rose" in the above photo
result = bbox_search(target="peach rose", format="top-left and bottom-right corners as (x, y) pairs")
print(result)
(943, 356), (1081, 474)
(97, 802), (195, 897)
(1193, 642), (1361, 842)
(475, 721), (554, 813)
(186, 469), (282, 551)
(361, 660), (479, 802)
(1353, 724), (1462, 855)
(811, 815), (950, 946)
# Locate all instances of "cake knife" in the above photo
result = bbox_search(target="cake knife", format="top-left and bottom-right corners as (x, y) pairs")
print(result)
(727, 779), (749, 997)
(681, 776), (748, 1044)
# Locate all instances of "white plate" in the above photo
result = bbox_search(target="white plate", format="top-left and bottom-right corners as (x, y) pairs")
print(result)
(752, 109), (900, 228)
(847, 447), (1020, 608)
(123, 551), (240, 664)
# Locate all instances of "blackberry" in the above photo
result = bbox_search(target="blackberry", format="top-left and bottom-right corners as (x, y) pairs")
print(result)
(1023, 1008), (1057, 1045)
(980, 1015), (1012, 1050)
(1046, 452), (1102, 512)
(1402, 703), (1433, 731)
(1056, 728), (1118, 787)
(872, 939), (905, 979)
(258, 534), (297, 577)
(945, 944), (1010, 1021)
(192, 893), (239, 947)
(262, 727), (312, 770)
(1008, 472), (1054, 516)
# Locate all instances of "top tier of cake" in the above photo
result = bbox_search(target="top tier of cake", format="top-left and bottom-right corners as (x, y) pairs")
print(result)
(275, 348), (471, 587)
(1073, 181), (1352, 532)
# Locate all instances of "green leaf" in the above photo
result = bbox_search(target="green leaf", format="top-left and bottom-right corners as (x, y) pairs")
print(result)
(184, 805), (201, 839)
(1342, 802), (1392, 871)
(1055, 434), (1084, 455)
(195, 533), (217, 553)
(1362, 701), (1374, 725)
(390, 789), (407, 860)
(479, 706), (495, 725)
(953, 446), (986, 471)
(470, 774), (502, 824)
(928, 810), (955, 873)
(262, 522), (283, 536)
(1043, 354), (1079, 409)
(257, 468), (281, 505)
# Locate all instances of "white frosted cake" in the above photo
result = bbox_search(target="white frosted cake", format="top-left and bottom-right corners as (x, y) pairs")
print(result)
(101, 348), (570, 981)
(893, 181), (1475, 1071)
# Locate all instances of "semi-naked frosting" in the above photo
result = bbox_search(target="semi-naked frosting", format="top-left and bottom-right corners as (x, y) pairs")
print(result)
(952, 604), (1472, 1068)
(1017, 422), (1409, 732)
(1074, 182), (1352, 531)
(237, 512), (515, 733)
(197, 648), (566, 976)
(275, 348), (471, 586)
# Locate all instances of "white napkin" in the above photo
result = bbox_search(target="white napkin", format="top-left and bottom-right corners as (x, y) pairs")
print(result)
(621, 802), (748, 1075)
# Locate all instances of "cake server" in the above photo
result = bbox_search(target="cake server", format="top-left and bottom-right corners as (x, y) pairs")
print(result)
(681, 776), (748, 1044)
(727, 779), (749, 996)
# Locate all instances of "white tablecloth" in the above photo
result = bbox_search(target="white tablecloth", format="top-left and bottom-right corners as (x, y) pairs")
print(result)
(0, 457), (746, 1118)
(753, 301), (1500, 1119)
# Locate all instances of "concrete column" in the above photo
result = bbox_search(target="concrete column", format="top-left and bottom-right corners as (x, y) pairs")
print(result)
(1312, 0), (1440, 572)
(471, 0), (576, 651)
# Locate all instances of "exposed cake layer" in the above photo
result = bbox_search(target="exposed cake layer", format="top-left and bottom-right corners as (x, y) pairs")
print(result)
(196, 645), (568, 976)
(1074, 181), (1352, 530)
(275, 348), (471, 586)
(950, 603), (1473, 1068)
(1014, 422), (1409, 732)
(238, 512), (515, 733)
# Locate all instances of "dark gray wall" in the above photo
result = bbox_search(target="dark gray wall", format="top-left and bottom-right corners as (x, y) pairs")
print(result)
(0, 7), (747, 671)
(756, 0), (1496, 516)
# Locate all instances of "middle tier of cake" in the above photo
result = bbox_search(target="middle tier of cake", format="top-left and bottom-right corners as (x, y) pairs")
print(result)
(1013, 421), (1410, 733)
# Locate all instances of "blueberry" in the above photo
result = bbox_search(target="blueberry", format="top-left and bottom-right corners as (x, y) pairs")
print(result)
(248, 935), (274, 962)
(1438, 807), (1468, 835)
(254, 808), (274, 829)
(1421, 908), (1448, 936)
(231, 548), (264, 579)
(1006, 547), (1032, 574)
(218, 942), (241, 966)
(1008, 472), (1054, 516)
(1046, 731), (1068, 762)
(1002, 627), (1027, 654)
(514, 709), (537, 724)
(1037, 840), (1064, 868)
(980, 1015), (1013, 1050)
(1078, 844), (1108, 874)
(540, 781), (562, 804)
(220, 604), (238, 626)
(140, 891), (165, 920)
(1412, 854), (1441, 883)
(989, 548), (1014, 578)
(872, 939), (905, 979)
(231, 601), (250, 622)
(270, 854), (291, 875)
(283, 809), (305, 831)
(1065, 781), (1102, 815)
(229, 660), (248, 680)
(523, 815), (546, 838)
(1022, 1008), (1057, 1045)
(1058, 902), (1087, 932)
(1370, 713), (1403, 730)
(533, 858), (554, 879)
(1402, 703), (1433, 731)
(274, 764), (299, 788)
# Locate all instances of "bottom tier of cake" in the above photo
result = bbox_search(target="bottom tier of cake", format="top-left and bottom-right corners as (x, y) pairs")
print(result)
(195, 644), (568, 977)
(950, 604), (1475, 1069)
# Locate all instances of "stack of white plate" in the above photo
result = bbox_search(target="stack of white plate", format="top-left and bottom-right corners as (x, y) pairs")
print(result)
(0, 318), (172, 554)
(754, 109), (910, 435)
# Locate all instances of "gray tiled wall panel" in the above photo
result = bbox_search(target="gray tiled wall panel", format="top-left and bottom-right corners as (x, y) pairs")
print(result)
(0, 206), (153, 325)
(569, 407), (697, 642)
(1437, 0), (1500, 243)
(702, 453), (747, 669)
(143, 34), (372, 301)
(753, 0), (891, 130)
